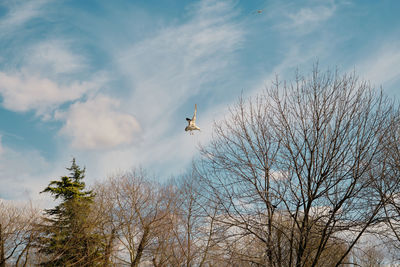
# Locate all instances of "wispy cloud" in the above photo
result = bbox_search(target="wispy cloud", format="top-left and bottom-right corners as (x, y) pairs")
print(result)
(268, 1), (336, 35)
(117, 0), (243, 127)
(25, 39), (87, 75)
(96, 0), (244, 169)
(0, 0), (49, 35)
(356, 42), (400, 90)
(40, 0), (246, 179)
(285, 5), (335, 31)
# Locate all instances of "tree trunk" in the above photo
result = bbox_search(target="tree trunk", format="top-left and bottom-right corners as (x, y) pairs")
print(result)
(131, 226), (150, 267)
(103, 228), (116, 267)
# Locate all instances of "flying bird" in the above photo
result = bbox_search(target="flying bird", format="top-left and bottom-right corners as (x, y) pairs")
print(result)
(185, 104), (201, 134)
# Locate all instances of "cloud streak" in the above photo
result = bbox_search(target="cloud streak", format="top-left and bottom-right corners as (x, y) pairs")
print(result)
(356, 42), (400, 90)
(25, 39), (87, 75)
(118, 0), (243, 125)
(0, 0), (50, 36)
(97, 0), (245, 171)
(267, 0), (336, 35)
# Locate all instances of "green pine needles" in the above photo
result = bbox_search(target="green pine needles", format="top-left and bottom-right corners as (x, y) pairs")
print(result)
(38, 158), (102, 266)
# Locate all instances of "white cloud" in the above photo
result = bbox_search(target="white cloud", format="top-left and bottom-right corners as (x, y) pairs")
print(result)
(0, 71), (98, 118)
(57, 95), (141, 150)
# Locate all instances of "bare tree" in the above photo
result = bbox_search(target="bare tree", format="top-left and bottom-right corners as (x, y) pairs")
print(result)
(196, 67), (399, 267)
(151, 171), (219, 267)
(93, 180), (121, 266)
(0, 200), (41, 266)
(96, 170), (177, 267)
(93, 169), (222, 267)
(351, 245), (385, 267)
(376, 109), (400, 262)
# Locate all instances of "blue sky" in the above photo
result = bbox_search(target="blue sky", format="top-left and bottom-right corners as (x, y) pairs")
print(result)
(0, 0), (399, 201)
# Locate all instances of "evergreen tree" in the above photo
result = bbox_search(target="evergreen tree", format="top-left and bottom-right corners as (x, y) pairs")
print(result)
(39, 158), (101, 266)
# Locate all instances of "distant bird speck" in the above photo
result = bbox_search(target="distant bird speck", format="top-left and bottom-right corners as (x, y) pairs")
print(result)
(250, 9), (264, 15)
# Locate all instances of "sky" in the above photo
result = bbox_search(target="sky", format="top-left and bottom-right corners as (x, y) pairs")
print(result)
(0, 0), (399, 202)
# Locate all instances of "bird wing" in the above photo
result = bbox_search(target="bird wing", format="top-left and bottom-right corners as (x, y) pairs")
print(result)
(192, 104), (197, 123)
